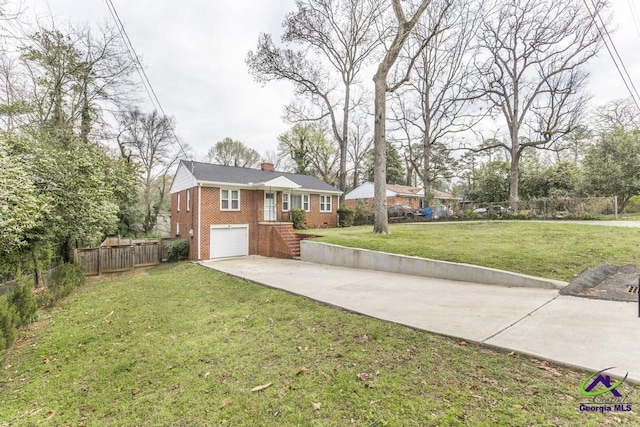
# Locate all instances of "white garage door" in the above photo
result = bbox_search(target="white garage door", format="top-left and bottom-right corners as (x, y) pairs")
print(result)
(210, 225), (249, 259)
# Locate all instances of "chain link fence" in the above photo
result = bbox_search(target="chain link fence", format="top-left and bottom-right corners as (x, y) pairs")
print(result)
(461, 196), (618, 219)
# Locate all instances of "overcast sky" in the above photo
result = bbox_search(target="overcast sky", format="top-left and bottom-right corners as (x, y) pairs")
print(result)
(25, 0), (640, 159)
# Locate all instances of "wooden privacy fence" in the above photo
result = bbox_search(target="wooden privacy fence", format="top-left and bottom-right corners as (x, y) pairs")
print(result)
(74, 238), (178, 276)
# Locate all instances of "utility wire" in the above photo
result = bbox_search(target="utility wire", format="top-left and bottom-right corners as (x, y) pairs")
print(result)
(583, 0), (640, 112)
(104, 0), (189, 158)
(627, 0), (640, 40)
(589, 0), (640, 102)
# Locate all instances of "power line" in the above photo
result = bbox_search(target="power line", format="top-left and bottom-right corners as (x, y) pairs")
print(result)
(627, 0), (640, 40)
(103, 0), (189, 158)
(590, 0), (640, 102)
(583, 0), (640, 112)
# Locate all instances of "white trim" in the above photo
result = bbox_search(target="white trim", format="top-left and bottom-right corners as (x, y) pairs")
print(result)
(197, 184), (202, 260)
(264, 191), (276, 221)
(209, 224), (249, 259)
(282, 192), (310, 212)
(177, 192), (181, 212)
(259, 176), (301, 189)
(198, 180), (341, 195)
(320, 195), (333, 212)
(220, 188), (240, 211)
(187, 189), (191, 211)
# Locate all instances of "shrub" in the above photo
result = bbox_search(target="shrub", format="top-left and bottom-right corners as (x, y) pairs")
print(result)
(354, 200), (368, 225)
(291, 208), (307, 230)
(9, 279), (37, 327)
(39, 263), (85, 308)
(337, 205), (355, 227)
(166, 239), (189, 262)
(0, 296), (18, 352)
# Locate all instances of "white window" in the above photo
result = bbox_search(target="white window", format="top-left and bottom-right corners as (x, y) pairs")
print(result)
(187, 189), (191, 211)
(320, 195), (332, 212)
(176, 222), (180, 236)
(283, 193), (309, 211)
(177, 193), (181, 212)
(221, 189), (240, 211)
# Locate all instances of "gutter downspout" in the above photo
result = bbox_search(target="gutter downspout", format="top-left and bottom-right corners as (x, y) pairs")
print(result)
(198, 182), (202, 261)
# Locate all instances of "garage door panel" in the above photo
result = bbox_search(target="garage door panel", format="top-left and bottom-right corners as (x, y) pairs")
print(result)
(210, 225), (249, 259)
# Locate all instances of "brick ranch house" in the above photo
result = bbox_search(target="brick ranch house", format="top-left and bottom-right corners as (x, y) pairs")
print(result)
(343, 182), (461, 213)
(170, 160), (341, 260)
(343, 182), (424, 211)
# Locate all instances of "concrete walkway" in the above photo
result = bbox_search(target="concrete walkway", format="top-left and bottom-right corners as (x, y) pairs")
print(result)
(201, 256), (640, 384)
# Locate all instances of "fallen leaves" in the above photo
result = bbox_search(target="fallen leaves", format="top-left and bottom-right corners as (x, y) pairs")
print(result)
(312, 402), (321, 410)
(530, 359), (563, 376)
(131, 388), (140, 396)
(250, 383), (272, 392)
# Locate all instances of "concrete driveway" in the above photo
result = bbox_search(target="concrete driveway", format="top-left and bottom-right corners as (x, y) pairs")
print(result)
(201, 256), (640, 384)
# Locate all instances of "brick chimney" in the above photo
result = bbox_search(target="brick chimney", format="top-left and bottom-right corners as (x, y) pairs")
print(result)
(261, 162), (274, 171)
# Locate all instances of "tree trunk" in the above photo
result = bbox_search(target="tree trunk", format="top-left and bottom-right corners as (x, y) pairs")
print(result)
(32, 245), (44, 288)
(509, 145), (520, 211)
(339, 84), (350, 203)
(80, 70), (91, 144)
(373, 75), (388, 234)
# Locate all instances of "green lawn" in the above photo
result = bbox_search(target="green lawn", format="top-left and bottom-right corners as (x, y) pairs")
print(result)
(303, 222), (640, 281)
(1, 263), (637, 426)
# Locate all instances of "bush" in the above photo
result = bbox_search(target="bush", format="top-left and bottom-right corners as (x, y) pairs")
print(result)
(39, 263), (85, 308)
(166, 239), (189, 262)
(353, 200), (368, 225)
(9, 279), (37, 327)
(291, 208), (307, 230)
(0, 296), (18, 352)
(337, 205), (355, 227)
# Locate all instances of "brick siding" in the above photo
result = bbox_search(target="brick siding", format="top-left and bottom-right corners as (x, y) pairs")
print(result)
(171, 187), (337, 260)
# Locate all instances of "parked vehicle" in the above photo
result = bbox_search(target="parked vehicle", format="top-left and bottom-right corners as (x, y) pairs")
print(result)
(472, 205), (510, 216)
(387, 204), (421, 218)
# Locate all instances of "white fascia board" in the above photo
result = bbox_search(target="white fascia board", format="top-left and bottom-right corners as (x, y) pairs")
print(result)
(255, 176), (302, 190)
(199, 180), (341, 195)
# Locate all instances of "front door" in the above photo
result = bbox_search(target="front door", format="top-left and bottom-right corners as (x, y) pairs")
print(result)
(264, 192), (276, 221)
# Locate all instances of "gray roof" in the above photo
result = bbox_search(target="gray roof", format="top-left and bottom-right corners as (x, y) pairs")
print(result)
(181, 160), (340, 193)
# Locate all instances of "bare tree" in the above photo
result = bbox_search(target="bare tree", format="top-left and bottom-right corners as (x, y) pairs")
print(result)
(247, 0), (387, 199)
(593, 97), (640, 134)
(389, 0), (482, 203)
(475, 0), (603, 209)
(372, 0), (451, 233)
(346, 116), (373, 189)
(118, 108), (182, 234)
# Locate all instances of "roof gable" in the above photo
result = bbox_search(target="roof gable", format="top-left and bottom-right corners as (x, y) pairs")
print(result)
(169, 162), (197, 194)
(259, 176), (301, 189)
(345, 182), (424, 199)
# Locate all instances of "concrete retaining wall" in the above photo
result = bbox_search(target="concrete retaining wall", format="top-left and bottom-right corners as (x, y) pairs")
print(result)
(300, 240), (566, 290)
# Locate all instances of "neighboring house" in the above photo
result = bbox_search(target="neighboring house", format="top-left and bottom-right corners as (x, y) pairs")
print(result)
(170, 160), (341, 260)
(343, 182), (424, 211)
(344, 182), (461, 212)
